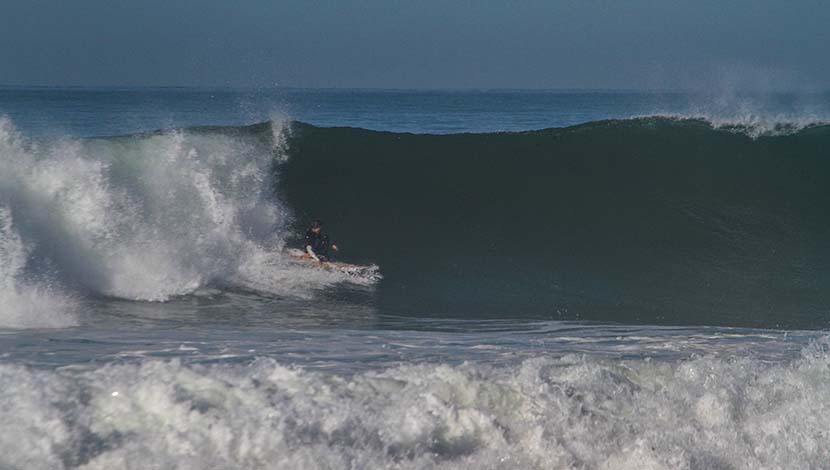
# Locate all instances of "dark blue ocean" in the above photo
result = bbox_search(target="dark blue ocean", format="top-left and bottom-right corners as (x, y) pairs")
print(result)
(2, 87), (830, 469)
(4, 87), (829, 137)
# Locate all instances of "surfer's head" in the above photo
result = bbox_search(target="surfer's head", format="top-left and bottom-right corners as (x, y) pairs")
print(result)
(310, 219), (323, 233)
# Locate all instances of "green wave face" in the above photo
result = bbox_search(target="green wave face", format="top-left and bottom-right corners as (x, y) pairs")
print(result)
(280, 118), (830, 328)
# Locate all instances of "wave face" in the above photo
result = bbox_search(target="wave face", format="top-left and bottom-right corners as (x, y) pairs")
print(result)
(5, 349), (830, 469)
(280, 118), (830, 328)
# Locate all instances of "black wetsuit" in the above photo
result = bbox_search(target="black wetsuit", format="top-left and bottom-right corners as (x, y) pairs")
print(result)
(304, 229), (332, 261)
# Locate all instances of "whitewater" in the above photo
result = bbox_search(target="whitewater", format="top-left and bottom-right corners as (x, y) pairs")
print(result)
(2, 88), (830, 469)
(0, 116), (376, 328)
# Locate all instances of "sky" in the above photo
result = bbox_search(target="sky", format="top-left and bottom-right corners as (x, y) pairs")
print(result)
(1, 0), (829, 90)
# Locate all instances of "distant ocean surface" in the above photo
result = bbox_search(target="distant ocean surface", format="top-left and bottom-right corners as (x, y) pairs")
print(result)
(2, 87), (830, 469)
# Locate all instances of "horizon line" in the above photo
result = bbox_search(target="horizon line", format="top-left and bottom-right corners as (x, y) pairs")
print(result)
(1, 84), (828, 94)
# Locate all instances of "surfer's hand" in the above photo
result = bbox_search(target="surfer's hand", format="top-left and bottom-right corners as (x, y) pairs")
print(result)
(332, 244), (339, 251)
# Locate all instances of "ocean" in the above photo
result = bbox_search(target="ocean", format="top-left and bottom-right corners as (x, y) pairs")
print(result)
(2, 87), (830, 469)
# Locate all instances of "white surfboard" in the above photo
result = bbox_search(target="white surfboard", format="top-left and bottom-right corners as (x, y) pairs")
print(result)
(285, 248), (381, 281)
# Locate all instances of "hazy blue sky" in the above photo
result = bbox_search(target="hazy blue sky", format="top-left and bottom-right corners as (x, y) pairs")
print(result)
(1, 0), (828, 90)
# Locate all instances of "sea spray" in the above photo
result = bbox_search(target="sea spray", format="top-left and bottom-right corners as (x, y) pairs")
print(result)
(0, 120), (78, 328)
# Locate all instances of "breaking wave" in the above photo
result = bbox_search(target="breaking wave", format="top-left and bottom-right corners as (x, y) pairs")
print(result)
(0, 117), (372, 328)
(4, 344), (830, 469)
(3, 114), (830, 328)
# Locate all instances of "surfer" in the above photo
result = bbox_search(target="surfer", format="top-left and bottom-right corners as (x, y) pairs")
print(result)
(304, 219), (338, 262)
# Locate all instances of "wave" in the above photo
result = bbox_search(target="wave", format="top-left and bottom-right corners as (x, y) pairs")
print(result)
(3, 114), (830, 329)
(5, 344), (830, 469)
(279, 117), (830, 328)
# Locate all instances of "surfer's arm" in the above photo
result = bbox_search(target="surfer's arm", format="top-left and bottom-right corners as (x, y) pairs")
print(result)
(306, 245), (321, 262)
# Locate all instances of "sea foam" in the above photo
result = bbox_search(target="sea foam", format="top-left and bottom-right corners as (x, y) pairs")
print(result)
(2, 351), (829, 469)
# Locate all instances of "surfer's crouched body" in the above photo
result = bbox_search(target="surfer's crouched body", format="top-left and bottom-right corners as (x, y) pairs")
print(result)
(304, 219), (338, 262)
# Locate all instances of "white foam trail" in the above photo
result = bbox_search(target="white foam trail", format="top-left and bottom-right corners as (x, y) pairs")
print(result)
(3, 350), (830, 469)
(0, 117), (370, 323)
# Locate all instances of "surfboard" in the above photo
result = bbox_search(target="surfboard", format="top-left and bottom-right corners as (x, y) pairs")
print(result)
(285, 248), (381, 280)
